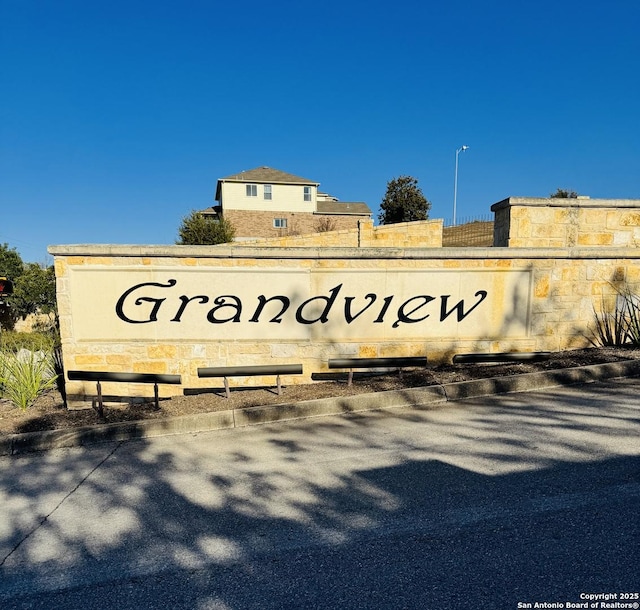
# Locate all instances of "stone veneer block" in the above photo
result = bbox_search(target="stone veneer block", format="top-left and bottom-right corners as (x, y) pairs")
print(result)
(491, 197), (640, 248)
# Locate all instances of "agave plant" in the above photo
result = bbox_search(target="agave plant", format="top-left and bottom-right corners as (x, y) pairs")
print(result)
(621, 287), (640, 346)
(589, 283), (640, 348)
(590, 294), (628, 347)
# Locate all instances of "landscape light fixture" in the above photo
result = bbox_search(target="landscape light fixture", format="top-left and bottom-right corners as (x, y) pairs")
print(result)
(453, 145), (469, 226)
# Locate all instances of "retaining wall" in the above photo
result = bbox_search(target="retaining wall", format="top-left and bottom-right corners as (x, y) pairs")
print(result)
(235, 219), (443, 248)
(50, 244), (640, 408)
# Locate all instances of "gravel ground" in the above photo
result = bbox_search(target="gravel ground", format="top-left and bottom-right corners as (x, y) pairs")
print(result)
(2, 347), (639, 436)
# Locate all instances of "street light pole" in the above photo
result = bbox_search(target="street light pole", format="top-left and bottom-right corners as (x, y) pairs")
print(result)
(453, 145), (469, 226)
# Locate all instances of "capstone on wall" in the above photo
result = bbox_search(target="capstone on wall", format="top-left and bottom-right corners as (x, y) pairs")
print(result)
(50, 243), (640, 408)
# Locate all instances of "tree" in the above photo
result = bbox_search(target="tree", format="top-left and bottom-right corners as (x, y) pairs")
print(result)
(1, 244), (23, 330)
(176, 212), (236, 245)
(550, 188), (579, 198)
(12, 263), (57, 319)
(0, 246), (57, 331)
(314, 217), (338, 233)
(0, 243), (24, 281)
(378, 176), (431, 224)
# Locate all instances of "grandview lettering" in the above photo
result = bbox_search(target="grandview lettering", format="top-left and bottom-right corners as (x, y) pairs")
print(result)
(115, 280), (488, 328)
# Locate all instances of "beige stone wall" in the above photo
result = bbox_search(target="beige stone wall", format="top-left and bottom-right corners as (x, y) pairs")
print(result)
(235, 219), (443, 248)
(223, 209), (369, 240)
(360, 219), (443, 248)
(492, 198), (640, 248)
(50, 243), (640, 408)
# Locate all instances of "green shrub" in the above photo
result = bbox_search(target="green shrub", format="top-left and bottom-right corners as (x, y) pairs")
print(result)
(0, 331), (56, 353)
(0, 350), (57, 410)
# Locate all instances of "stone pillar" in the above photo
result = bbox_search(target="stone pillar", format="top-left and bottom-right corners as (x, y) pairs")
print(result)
(490, 197), (640, 248)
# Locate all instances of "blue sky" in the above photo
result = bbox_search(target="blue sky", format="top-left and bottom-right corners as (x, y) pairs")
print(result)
(1, 0), (639, 263)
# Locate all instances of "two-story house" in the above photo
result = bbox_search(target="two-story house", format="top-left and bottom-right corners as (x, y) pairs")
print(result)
(202, 166), (372, 240)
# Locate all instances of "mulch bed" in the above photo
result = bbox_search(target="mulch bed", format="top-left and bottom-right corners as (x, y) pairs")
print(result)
(2, 347), (639, 436)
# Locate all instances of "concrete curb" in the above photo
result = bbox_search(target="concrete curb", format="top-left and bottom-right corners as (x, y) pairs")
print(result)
(3, 359), (640, 456)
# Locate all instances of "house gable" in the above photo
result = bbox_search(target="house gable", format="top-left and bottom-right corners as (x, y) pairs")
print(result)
(215, 166), (319, 214)
(211, 165), (372, 239)
(215, 167), (318, 201)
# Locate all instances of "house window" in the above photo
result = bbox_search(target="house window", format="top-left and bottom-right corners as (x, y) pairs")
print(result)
(273, 218), (287, 229)
(246, 184), (257, 197)
(303, 186), (312, 202)
(264, 185), (272, 200)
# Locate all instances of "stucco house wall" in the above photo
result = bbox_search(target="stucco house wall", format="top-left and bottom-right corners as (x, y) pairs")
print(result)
(219, 180), (317, 213)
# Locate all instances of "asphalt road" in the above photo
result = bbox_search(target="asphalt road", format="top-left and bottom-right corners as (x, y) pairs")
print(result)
(1, 378), (639, 609)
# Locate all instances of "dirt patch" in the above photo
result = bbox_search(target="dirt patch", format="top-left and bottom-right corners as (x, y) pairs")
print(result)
(2, 347), (639, 436)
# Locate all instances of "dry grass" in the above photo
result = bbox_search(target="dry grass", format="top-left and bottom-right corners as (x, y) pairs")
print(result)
(442, 220), (494, 247)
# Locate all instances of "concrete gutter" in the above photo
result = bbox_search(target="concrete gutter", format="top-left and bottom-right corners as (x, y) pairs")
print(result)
(3, 359), (640, 456)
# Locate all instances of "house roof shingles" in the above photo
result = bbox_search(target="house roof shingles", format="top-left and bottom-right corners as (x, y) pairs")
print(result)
(218, 166), (319, 185)
(316, 201), (371, 216)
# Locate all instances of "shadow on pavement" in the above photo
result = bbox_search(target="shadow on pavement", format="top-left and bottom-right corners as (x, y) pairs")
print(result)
(1, 379), (639, 609)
